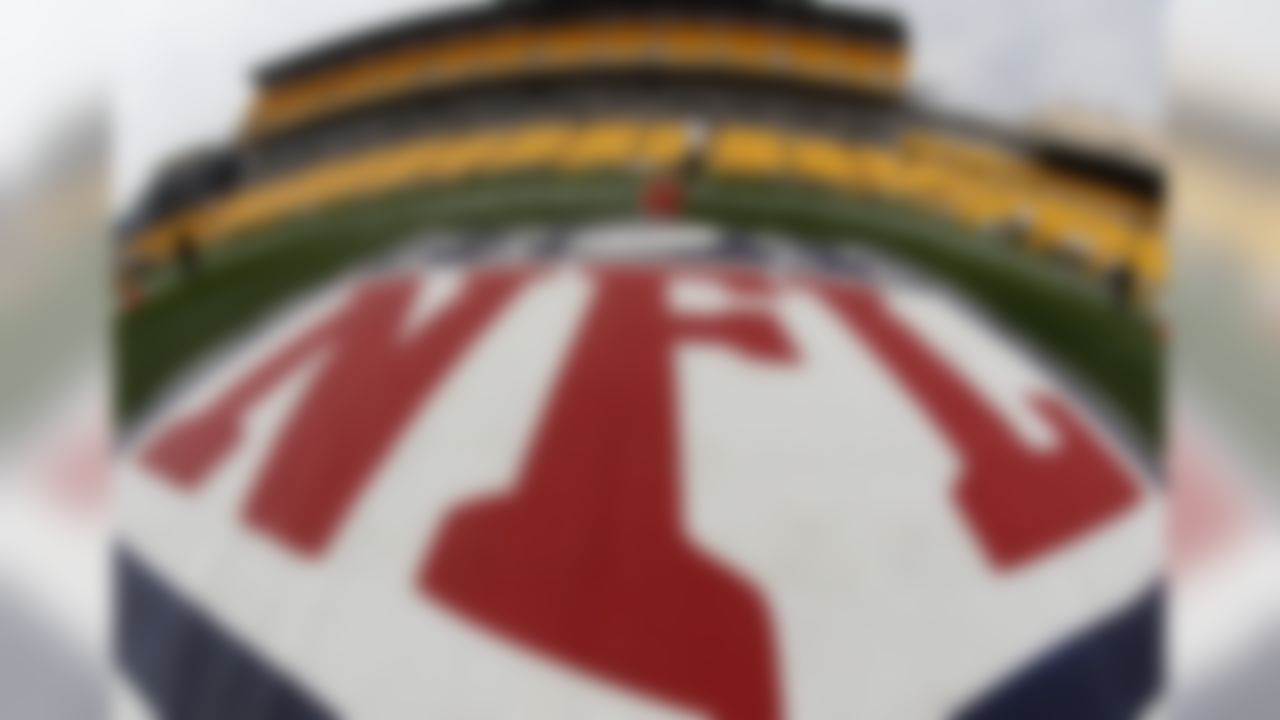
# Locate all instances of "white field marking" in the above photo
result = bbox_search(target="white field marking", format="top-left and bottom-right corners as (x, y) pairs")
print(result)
(121, 265), (1159, 718)
(398, 267), (461, 340)
(889, 283), (1154, 484)
(675, 274), (1160, 719)
(1174, 526), (1280, 687)
(290, 266), (697, 719)
(120, 268), (451, 656)
(123, 270), (360, 447)
(887, 285), (1061, 451)
(669, 274), (774, 315)
(122, 268), (702, 719)
(480, 226), (554, 264)
(114, 676), (158, 720)
(570, 220), (721, 260)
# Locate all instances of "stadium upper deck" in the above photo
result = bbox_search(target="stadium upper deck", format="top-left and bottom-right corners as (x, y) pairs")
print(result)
(120, 0), (1165, 299)
(246, 0), (907, 141)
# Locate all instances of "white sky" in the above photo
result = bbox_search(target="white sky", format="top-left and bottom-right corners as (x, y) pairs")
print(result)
(108, 0), (474, 211)
(0, 0), (105, 188)
(846, 0), (1165, 123)
(99, 0), (1169, 213)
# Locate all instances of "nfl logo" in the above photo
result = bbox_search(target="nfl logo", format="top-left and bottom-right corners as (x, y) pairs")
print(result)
(118, 224), (1160, 719)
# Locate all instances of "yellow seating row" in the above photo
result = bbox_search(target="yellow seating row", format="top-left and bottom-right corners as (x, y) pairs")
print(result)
(705, 124), (1165, 286)
(131, 118), (694, 261)
(247, 21), (905, 138)
(130, 118), (1164, 293)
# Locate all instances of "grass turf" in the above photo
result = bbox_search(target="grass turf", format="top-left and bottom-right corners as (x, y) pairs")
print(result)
(118, 174), (1161, 453)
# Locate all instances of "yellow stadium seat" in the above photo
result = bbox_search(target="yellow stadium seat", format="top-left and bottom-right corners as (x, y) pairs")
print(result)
(657, 22), (719, 67)
(901, 131), (1024, 179)
(1128, 229), (1166, 289)
(247, 76), (332, 137)
(783, 32), (842, 80)
(848, 147), (908, 196)
(947, 181), (1020, 228)
(211, 133), (463, 240)
(426, 130), (507, 181)
(423, 38), (488, 86)
(470, 29), (536, 77)
(1043, 202), (1143, 274)
(789, 135), (857, 189)
(247, 42), (437, 137)
(896, 158), (953, 208)
(1029, 196), (1118, 266)
(484, 122), (576, 174)
(709, 125), (790, 178)
(132, 208), (207, 262)
(830, 40), (902, 92)
(537, 25), (599, 70)
(558, 120), (643, 172)
(635, 121), (691, 172)
(721, 25), (780, 73)
(594, 21), (659, 65)
(330, 45), (426, 108)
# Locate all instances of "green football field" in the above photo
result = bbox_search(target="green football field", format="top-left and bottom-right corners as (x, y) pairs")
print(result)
(118, 174), (1161, 453)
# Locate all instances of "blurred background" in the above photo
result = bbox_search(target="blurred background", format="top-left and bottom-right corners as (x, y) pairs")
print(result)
(0, 0), (108, 718)
(1168, 1), (1280, 717)
(0, 0), (1273, 717)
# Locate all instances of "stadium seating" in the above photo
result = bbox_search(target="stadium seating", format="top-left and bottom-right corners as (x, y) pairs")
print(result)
(783, 32), (844, 81)
(131, 114), (1164, 300)
(557, 120), (644, 173)
(537, 24), (598, 70)
(484, 122), (576, 174)
(244, 21), (908, 141)
(722, 25), (781, 73)
(634, 121), (692, 173)
(657, 22), (720, 67)
(1128, 229), (1167, 287)
(474, 29), (536, 77)
(708, 124), (790, 179)
(789, 134), (860, 189)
